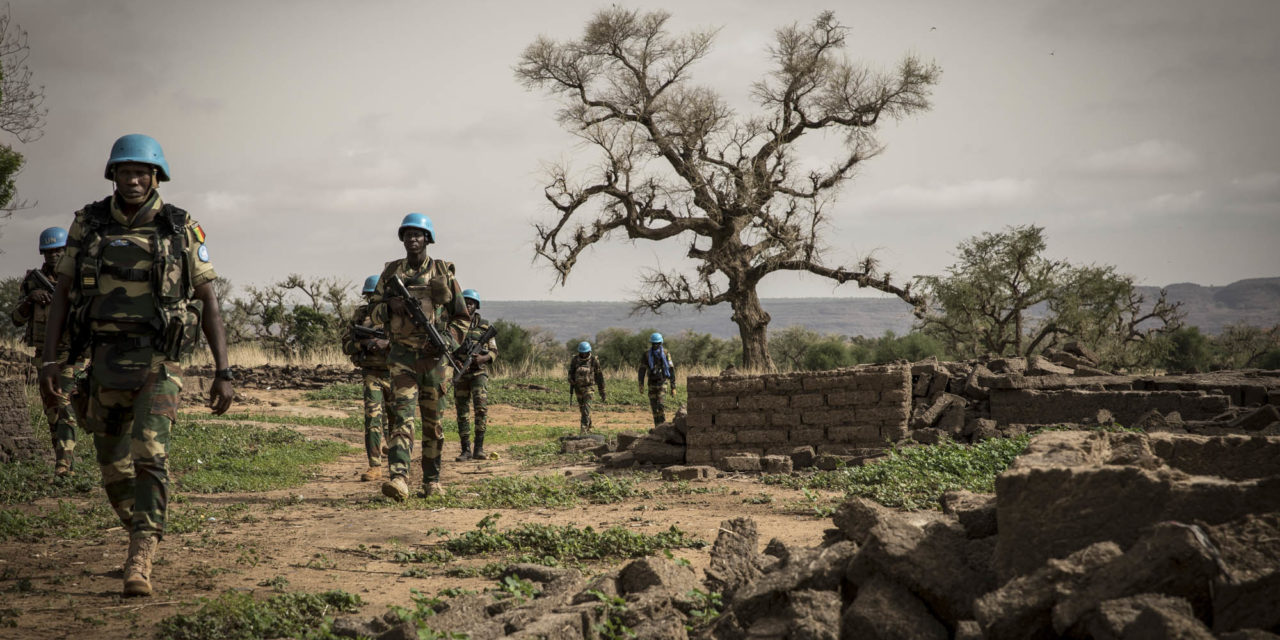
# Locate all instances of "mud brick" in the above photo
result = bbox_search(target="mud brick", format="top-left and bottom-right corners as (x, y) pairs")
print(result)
(738, 394), (789, 411)
(1242, 385), (1267, 406)
(684, 448), (713, 464)
(802, 373), (860, 392)
(880, 389), (909, 405)
(737, 429), (788, 445)
(880, 422), (909, 441)
(803, 408), (856, 426)
(686, 377), (713, 394)
(768, 410), (802, 428)
(716, 411), (767, 429)
(761, 455), (793, 474)
(827, 390), (878, 406)
(662, 465), (718, 481)
(719, 453), (762, 473)
(828, 425), (881, 444)
(789, 427), (827, 443)
(689, 395), (739, 412)
(712, 377), (765, 395)
(790, 393), (825, 409)
(687, 429), (738, 447)
(686, 412), (713, 429)
(764, 375), (804, 393)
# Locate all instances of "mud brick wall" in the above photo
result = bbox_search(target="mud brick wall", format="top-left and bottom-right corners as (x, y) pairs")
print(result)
(684, 365), (911, 465)
(0, 376), (42, 463)
(989, 388), (1232, 426)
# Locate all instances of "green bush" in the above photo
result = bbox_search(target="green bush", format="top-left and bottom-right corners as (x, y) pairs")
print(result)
(156, 590), (363, 640)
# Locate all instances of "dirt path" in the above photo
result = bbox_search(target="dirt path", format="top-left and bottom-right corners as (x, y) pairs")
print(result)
(0, 400), (834, 639)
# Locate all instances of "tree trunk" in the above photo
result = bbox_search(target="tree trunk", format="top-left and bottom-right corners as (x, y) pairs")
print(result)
(730, 290), (774, 372)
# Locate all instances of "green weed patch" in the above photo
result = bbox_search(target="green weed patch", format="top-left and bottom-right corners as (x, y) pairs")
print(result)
(763, 435), (1031, 510)
(171, 422), (353, 493)
(302, 383), (361, 401)
(0, 500), (117, 541)
(382, 473), (650, 511)
(156, 589), (363, 640)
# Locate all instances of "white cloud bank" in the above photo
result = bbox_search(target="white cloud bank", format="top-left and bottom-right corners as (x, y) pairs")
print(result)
(1075, 139), (1200, 177)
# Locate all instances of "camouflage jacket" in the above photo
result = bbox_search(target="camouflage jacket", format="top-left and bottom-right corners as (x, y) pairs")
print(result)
(370, 255), (468, 354)
(457, 313), (499, 378)
(340, 302), (389, 371)
(9, 265), (71, 359)
(568, 353), (605, 394)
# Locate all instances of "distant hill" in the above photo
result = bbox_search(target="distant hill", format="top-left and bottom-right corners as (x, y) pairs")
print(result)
(485, 277), (1280, 342)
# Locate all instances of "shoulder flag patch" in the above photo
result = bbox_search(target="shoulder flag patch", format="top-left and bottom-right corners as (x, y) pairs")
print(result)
(193, 224), (206, 243)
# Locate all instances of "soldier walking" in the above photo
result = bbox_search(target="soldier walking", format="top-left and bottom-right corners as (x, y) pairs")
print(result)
(568, 341), (605, 433)
(39, 134), (235, 597)
(341, 275), (393, 481)
(11, 227), (81, 476)
(453, 289), (498, 461)
(371, 213), (469, 500)
(638, 332), (676, 426)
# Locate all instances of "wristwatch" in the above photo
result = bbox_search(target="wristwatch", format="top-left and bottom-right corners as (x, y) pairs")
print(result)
(214, 368), (236, 382)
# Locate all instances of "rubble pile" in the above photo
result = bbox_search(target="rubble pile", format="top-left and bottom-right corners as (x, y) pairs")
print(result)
(337, 430), (1280, 639)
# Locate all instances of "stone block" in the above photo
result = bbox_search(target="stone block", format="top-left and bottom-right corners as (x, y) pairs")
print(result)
(827, 389), (878, 406)
(686, 429), (737, 447)
(688, 395), (738, 412)
(763, 375), (803, 393)
(789, 393), (825, 409)
(686, 411), (713, 429)
(720, 453), (762, 473)
(788, 445), (816, 469)
(738, 394), (789, 411)
(712, 377), (765, 395)
(828, 424), (881, 444)
(789, 427), (826, 443)
(684, 448), (712, 464)
(801, 408), (854, 426)
(760, 455), (793, 474)
(661, 465), (718, 481)
(767, 410), (802, 428)
(686, 377), (713, 394)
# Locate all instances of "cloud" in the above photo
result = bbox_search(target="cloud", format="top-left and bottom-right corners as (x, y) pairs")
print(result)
(1075, 139), (1199, 177)
(851, 178), (1036, 214)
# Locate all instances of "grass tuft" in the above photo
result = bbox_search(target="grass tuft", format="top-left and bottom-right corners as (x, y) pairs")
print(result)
(156, 589), (363, 640)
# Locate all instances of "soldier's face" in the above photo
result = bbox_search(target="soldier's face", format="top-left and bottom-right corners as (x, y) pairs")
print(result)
(40, 247), (63, 267)
(465, 299), (478, 315)
(113, 162), (154, 202)
(402, 228), (428, 254)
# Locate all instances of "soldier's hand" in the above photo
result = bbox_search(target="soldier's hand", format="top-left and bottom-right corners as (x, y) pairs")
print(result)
(387, 297), (409, 316)
(37, 364), (62, 408)
(208, 379), (234, 416)
(27, 290), (52, 305)
(371, 338), (390, 353)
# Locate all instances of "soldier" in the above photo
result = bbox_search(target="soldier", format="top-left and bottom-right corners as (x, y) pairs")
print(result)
(11, 227), (80, 476)
(341, 275), (393, 481)
(39, 134), (235, 597)
(371, 213), (469, 501)
(567, 341), (605, 433)
(637, 332), (676, 426)
(453, 289), (498, 461)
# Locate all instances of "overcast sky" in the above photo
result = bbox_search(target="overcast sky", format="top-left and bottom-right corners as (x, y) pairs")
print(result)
(1, 0), (1277, 303)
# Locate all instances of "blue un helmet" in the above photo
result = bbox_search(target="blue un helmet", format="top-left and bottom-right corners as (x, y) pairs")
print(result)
(398, 213), (435, 243)
(649, 332), (664, 344)
(362, 275), (380, 294)
(461, 289), (480, 309)
(104, 134), (171, 181)
(577, 341), (592, 353)
(38, 227), (68, 251)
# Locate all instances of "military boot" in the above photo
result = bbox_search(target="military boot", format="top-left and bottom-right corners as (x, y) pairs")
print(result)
(123, 534), (158, 597)
(360, 466), (383, 482)
(471, 433), (486, 460)
(422, 481), (443, 497)
(455, 436), (471, 462)
(381, 475), (409, 502)
(54, 457), (73, 477)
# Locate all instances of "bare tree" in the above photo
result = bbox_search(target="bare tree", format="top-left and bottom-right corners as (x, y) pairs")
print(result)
(0, 4), (46, 218)
(518, 9), (939, 370)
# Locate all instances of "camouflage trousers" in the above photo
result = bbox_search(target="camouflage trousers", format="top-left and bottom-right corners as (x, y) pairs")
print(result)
(574, 387), (595, 432)
(82, 355), (182, 539)
(454, 373), (489, 440)
(647, 381), (668, 426)
(33, 355), (79, 467)
(387, 342), (446, 484)
(362, 369), (393, 467)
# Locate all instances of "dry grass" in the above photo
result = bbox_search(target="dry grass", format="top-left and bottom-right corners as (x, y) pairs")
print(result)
(183, 343), (351, 368)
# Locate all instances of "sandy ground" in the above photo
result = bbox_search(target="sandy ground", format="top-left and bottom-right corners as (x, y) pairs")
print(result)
(0, 396), (835, 639)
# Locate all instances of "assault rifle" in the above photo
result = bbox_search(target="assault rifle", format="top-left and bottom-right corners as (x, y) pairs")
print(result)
(384, 274), (461, 372)
(28, 269), (56, 294)
(351, 325), (387, 341)
(453, 324), (498, 384)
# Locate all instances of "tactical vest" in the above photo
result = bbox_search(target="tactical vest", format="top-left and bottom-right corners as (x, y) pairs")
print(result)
(68, 197), (203, 359)
(380, 257), (457, 344)
(345, 305), (389, 370)
(572, 355), (597, 388)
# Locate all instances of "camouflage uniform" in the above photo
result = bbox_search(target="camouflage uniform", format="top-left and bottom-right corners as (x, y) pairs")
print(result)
(454, 314), (498, 454)
(56, 193), (214, 540)
(10, 266), (81, 472)
(371, 256), (467, 489)
(638, 345), (676, 426)
(568, 352), (605, 433)
(340, 302), (392, 470)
